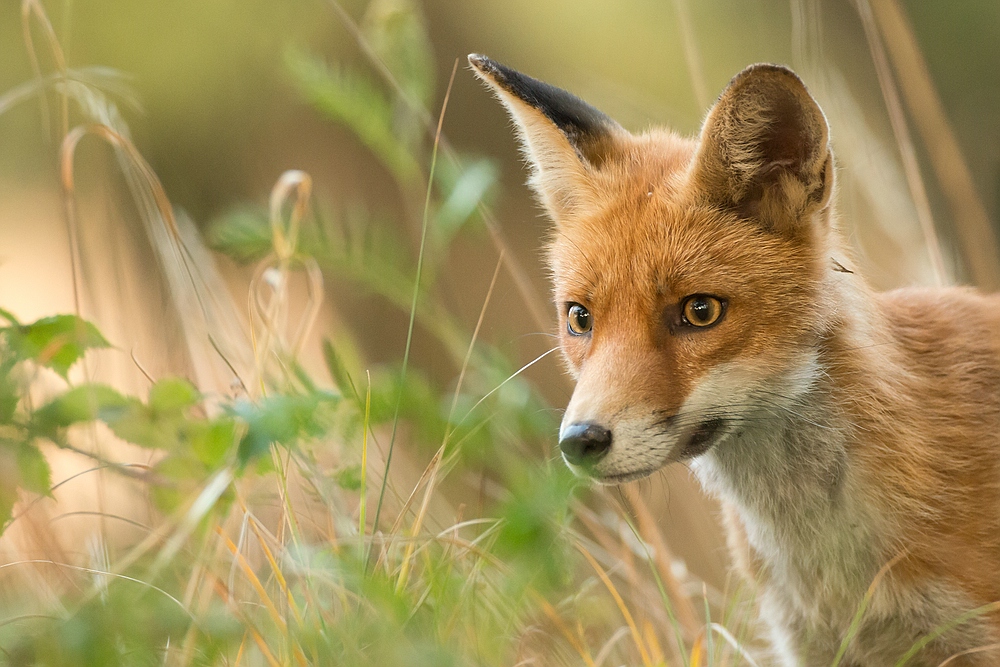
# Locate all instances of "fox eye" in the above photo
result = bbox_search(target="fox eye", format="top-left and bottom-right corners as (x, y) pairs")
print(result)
(567, 303), (592, 335)
(681, 295), (725, 328)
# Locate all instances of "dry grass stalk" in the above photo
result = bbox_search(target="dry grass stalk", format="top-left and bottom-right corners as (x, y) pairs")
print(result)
(622, 484), (701, 639)
(869, 0), (1000, 290)
(670, 0), (709, 110)
(577, 544), (655, 667)
(853, 0), (948, 287)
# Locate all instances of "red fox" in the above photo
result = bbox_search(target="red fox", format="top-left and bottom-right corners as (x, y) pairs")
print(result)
(470, 54), (1000, 665)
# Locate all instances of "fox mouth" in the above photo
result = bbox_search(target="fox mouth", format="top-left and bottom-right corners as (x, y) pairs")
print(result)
(587, 417), (728, 485)
(678, 418), (726, 460)
(593, 468), (662, 485)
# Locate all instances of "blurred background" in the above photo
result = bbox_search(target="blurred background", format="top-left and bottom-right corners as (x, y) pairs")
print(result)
(0, 0), (998, 651)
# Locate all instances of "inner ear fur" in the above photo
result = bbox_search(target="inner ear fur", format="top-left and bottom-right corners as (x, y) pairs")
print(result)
(692, 64), (833, 233)
(469, 54), (624, 221)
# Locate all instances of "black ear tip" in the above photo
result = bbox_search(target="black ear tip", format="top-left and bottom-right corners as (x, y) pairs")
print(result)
(467, 53), (497, 75)
(467, 54), (519, 92)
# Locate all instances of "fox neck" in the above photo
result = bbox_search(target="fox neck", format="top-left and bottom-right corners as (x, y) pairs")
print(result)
(690, 272), (892, 598)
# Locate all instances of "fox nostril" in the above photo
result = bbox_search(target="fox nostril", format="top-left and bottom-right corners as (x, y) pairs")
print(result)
(559, 422), (612, 466)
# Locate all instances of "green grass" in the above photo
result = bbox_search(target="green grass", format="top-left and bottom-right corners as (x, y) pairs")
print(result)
(0, 1), (751, 665)
(5, 0), (993, 665)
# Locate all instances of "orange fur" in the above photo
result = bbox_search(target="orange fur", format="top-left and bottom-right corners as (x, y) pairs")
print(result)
(472, 55), (1000, 665)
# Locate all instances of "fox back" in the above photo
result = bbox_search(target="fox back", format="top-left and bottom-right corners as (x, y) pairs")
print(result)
(471, 54), (1000, 665)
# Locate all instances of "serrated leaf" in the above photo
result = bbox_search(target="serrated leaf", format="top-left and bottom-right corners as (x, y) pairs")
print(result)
(148, 378), (200, 415)
(17, 443), (52, 496)
(105, 401), (169, 450)
(33, 384), (184, 451)
(3, 314), (111, 378)
(232, 394), (322, 465)
(33, 384), (130, 435)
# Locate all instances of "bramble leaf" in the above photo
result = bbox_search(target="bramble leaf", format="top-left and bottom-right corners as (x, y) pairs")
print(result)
(33, 384), (130, 435)
(33, 381), (199, 451)
(148, 377), (200, 415)
(2, 314), (110, 378)
(231, 393), (334, 465)
(0, 439), (51, 532)
(0, 357), (19, 423)
(17, 443), (52, 496)
(188, 419), (238, 468)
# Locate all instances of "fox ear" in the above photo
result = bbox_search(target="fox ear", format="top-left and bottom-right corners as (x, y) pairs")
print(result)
(469, 54), (622, 221)
(692, 64), (833, 233)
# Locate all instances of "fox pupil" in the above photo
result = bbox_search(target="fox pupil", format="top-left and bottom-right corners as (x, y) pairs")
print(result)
(568, 304), (591, 335)
(690, 299), (710, 322)
(683, 295), (723, 328)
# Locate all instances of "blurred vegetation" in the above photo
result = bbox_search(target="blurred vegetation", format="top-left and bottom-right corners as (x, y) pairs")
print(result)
(0, 1), (744, 665)
(1, 0), (998, 664)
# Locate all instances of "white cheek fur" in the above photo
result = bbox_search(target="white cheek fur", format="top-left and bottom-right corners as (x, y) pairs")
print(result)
(563, 352), (821, 481)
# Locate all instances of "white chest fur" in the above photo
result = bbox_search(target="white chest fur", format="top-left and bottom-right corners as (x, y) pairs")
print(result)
(691, 405), (993, 665)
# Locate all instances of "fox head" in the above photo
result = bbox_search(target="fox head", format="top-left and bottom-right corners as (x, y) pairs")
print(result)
(470, 55), (839, 483)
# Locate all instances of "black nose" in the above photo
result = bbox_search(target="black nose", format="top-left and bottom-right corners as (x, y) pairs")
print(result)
(559, 423), (612, 466)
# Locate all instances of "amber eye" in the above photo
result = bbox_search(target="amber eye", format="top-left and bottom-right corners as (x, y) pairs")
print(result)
(567, 303), (592, 335)
(681, 295), (725, 328)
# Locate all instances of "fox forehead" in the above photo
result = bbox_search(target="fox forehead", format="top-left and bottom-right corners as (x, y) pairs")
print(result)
(546, 135), (812, 312)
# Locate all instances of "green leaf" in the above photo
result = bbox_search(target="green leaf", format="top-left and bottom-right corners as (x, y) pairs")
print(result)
(0, 440), (53, 531)
(148, 377), (200, 415)
(3, 314), (111, 378)
(33, 384), (189, 451)
(322, 339), (360, 404)
(235, 396), (315, 465)
(232, 394), (323, 465)
(33, 384), (130, 435)
(104, 400), (170, 450)
(287, 49), (421, 186)
(361, 0), (435, 108)
(0, 356), (19, 423)
(189, 419), (238, 468)
(434, 158), (498, 246)
(205, 207), (272, 264)
(0, 308), (20, 325)
(333, 464), (363, 491)
(17, 443), (52, 496)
